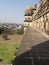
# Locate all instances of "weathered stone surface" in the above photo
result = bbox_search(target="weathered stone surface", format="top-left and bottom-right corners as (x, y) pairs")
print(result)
(13, 28), (49, 65)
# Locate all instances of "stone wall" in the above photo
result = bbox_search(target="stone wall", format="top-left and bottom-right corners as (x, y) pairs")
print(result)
(32, 0), (49, 35)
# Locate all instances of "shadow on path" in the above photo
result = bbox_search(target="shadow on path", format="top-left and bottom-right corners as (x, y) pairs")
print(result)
(12, 40), (49, 65)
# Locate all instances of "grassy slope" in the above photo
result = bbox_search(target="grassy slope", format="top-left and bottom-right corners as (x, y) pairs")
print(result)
(0, 43), (19, 64)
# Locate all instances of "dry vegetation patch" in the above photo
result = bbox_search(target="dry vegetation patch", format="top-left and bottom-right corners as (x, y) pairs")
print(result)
(0, 34), (23, 45)
(0, 34), (23, 64)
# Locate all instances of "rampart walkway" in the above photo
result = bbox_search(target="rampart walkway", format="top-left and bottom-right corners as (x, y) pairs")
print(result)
(13, 27), (49, 65)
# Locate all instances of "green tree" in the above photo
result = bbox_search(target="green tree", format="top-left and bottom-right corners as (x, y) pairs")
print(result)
(16, 26), (24, 35)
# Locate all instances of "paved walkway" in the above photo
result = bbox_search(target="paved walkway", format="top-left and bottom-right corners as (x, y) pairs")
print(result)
(33, 27), (49, 39)
(13, 27), (49, 65)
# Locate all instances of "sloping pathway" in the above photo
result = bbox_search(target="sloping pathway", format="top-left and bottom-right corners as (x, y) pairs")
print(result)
(13, 27), (49, 65)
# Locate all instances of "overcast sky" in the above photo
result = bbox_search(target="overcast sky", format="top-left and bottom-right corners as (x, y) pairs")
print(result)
(0, 0), (39, 24)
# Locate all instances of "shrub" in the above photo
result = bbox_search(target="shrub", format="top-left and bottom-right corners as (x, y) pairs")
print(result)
(0, 27), (4, 34)
(0, 58), (3, 62)
(16, 27), (24, 35)
(0, 27), (15, 35)
(2, 33), (10, 40)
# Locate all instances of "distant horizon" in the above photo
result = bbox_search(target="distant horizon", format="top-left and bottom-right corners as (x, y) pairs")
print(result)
(0, 22), (24, 24)
(0, 21), (24, 24)
(0, 0), (39, 24)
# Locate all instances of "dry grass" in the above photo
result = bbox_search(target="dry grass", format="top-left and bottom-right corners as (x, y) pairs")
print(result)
(0, 34), (23, 64)
(0, 34), (23, 45)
